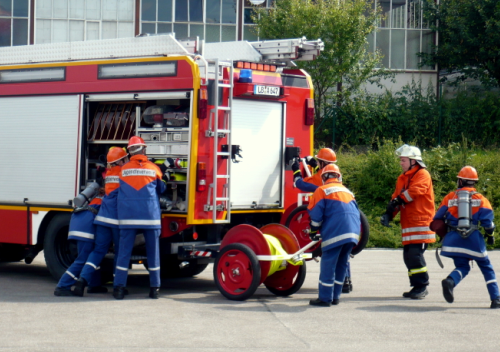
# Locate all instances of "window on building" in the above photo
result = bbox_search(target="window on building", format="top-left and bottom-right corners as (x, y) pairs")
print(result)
(371, 0), (435, 71)
(243, 0), (273, 41)
(35, 0), (135, 44)
(0, 0), (29, 47)
(141, 0), (239, 43)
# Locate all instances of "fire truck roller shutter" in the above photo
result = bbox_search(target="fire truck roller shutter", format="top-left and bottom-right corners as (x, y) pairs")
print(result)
(231, 100), (284, 209)
(0, 95), (82, 204)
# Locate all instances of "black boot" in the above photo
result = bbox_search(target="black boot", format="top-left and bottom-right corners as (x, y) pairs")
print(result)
(403, 287), (417, 298)
(72, 278), (88, 297)
(410, 286), (428, 299)
(490, 298), (500, 309)
(342, 277), (352, 294)
(149, 287), (160, 299)
(309, 298), (331, 307)
(442, 277), (454, 303)
(113, 286), (126, 300)
(54, 287), (75, 297)
(331, 299), (340, 305)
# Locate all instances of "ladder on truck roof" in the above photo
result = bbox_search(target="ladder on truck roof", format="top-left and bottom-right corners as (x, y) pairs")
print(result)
(202, 59), (234, 224)
(0, 34), (323, 66)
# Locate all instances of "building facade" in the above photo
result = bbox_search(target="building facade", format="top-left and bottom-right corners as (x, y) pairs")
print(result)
(0, 0), (436, 92)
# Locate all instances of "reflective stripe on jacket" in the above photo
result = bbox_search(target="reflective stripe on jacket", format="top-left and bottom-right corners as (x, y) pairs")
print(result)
(392, 166), (436, 245)
(117, 155), (166, 229)
(307, 179), (360, 251)
(94, 165), (121, 228)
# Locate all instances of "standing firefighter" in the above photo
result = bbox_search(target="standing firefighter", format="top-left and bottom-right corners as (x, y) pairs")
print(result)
(433, 166), (500, 308)
(292, 148), (354, 293)
(381, 144), (435, 299)
(113, 136), (166, 300)
(73, 147), (129, 297)
(307, 164), (360, 307)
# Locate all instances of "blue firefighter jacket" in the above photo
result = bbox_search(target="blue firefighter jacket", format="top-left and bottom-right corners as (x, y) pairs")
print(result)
(68, 197), (102, 242)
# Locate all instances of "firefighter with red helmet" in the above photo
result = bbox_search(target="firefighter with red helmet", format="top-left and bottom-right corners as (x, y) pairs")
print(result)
(73, 147), (129, 297)
(291, 148), (354, 293)
(307, 164), (360, 307)
(381, 144), (436, 299)
(292, 148), (337, 193)
(113, 136), (166, 300)
(433, 166), (500, 308)
(54, 195), (106, 296)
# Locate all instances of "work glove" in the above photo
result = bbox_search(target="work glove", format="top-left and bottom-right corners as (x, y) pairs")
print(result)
(380, 213), (392, 228)
(164, 158), (175, 168)
(485, 227), (495, 245)
(309, 224), (321, 241)
(291, 160), (302, 182)
(306, 156), (319, 173)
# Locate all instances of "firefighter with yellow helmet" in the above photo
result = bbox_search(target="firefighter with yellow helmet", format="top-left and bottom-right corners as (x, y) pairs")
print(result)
(433, 166), (500, 308)
(381, 144), (436, 299)
(307, 164), (360, 306)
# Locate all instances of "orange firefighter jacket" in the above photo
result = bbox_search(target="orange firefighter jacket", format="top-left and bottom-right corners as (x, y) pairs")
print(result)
(391, 165), (436, 245)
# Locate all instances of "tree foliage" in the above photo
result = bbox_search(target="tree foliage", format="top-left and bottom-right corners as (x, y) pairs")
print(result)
(421, 0), (500, 87)
(252, 0), (389, 117)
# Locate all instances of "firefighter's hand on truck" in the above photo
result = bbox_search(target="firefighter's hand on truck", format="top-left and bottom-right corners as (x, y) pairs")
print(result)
(305, 156), (318, 173)
(291, 160), (302, 181)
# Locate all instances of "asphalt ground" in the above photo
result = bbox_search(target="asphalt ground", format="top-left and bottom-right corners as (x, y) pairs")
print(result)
(1, 249), (499, 352)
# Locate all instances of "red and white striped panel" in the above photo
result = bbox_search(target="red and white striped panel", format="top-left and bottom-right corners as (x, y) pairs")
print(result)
(191, 251), (212, 257)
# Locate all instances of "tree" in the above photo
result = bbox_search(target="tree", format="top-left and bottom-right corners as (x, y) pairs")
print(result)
(252, 0), (389, 120)
(421, 0), (500, 87)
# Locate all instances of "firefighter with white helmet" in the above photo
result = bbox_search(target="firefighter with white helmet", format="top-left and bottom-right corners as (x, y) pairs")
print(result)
(113, 136), (166, 299)
(307, 164), (360, 306)
(381, 144), (436, 299)
(432, 166), (500, 308)
(73, 147), (129, 297)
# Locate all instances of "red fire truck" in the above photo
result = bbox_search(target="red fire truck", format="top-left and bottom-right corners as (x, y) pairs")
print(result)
(0, 34), (367, 300)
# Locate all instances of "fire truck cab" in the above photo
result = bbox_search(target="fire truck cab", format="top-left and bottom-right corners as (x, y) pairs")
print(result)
(0, 34), (323, 281)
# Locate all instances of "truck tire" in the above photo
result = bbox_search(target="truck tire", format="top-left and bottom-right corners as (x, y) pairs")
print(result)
(43, 212), (75, 281)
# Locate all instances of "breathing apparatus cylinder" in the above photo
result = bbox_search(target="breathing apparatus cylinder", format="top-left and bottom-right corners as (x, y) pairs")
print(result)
(73, 182), (100, 208)
(456, 190), (472, 234)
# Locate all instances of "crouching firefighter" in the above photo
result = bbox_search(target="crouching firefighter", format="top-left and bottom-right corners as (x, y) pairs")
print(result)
(433, 166), (500, 309)
(113, 136), (166, 300)
(73, 147), (129, 297)
(307, 164), (360, 307)
(54, 194), (107, 296)
(291, 148), (354, 294)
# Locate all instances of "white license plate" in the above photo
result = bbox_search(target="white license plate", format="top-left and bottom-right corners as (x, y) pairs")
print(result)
(254, 85), (280, 96)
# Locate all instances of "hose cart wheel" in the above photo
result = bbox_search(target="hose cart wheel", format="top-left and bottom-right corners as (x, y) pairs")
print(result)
(351, 210), (370, 256)
(285, 205), (321, 257)
(261, 224), (307, 296)
(214, 243), (261, 301)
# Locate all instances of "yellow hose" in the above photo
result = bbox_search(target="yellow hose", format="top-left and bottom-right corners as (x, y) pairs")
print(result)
(263, 234), (303, 278)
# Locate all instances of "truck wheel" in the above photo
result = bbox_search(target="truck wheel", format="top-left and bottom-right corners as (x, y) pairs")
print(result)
(214, 243), (261, 301)
(160, 255), (209, 278)
(285, 205), (321, 257)
(43, 213), (75, 280)
(265, 261), (307, 296)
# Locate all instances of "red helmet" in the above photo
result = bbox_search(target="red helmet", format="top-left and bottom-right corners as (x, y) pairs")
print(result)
(457, 166), (478, 181)
(127, 136), (146, 149)
(107, 147), (128, 164)
(321, 164), (341, 179)
(315, 148), (337, 163)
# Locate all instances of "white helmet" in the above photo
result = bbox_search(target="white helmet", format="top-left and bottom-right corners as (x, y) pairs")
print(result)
(395, 144), (426, 168)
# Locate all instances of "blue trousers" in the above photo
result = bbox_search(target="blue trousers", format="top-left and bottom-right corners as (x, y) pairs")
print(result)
(113, 229), (161, 288)
(449, 256), (500, 300)
(57, 241), (101, 289)
(318, 243), (354, 302)
(80, 225), (120, 283)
